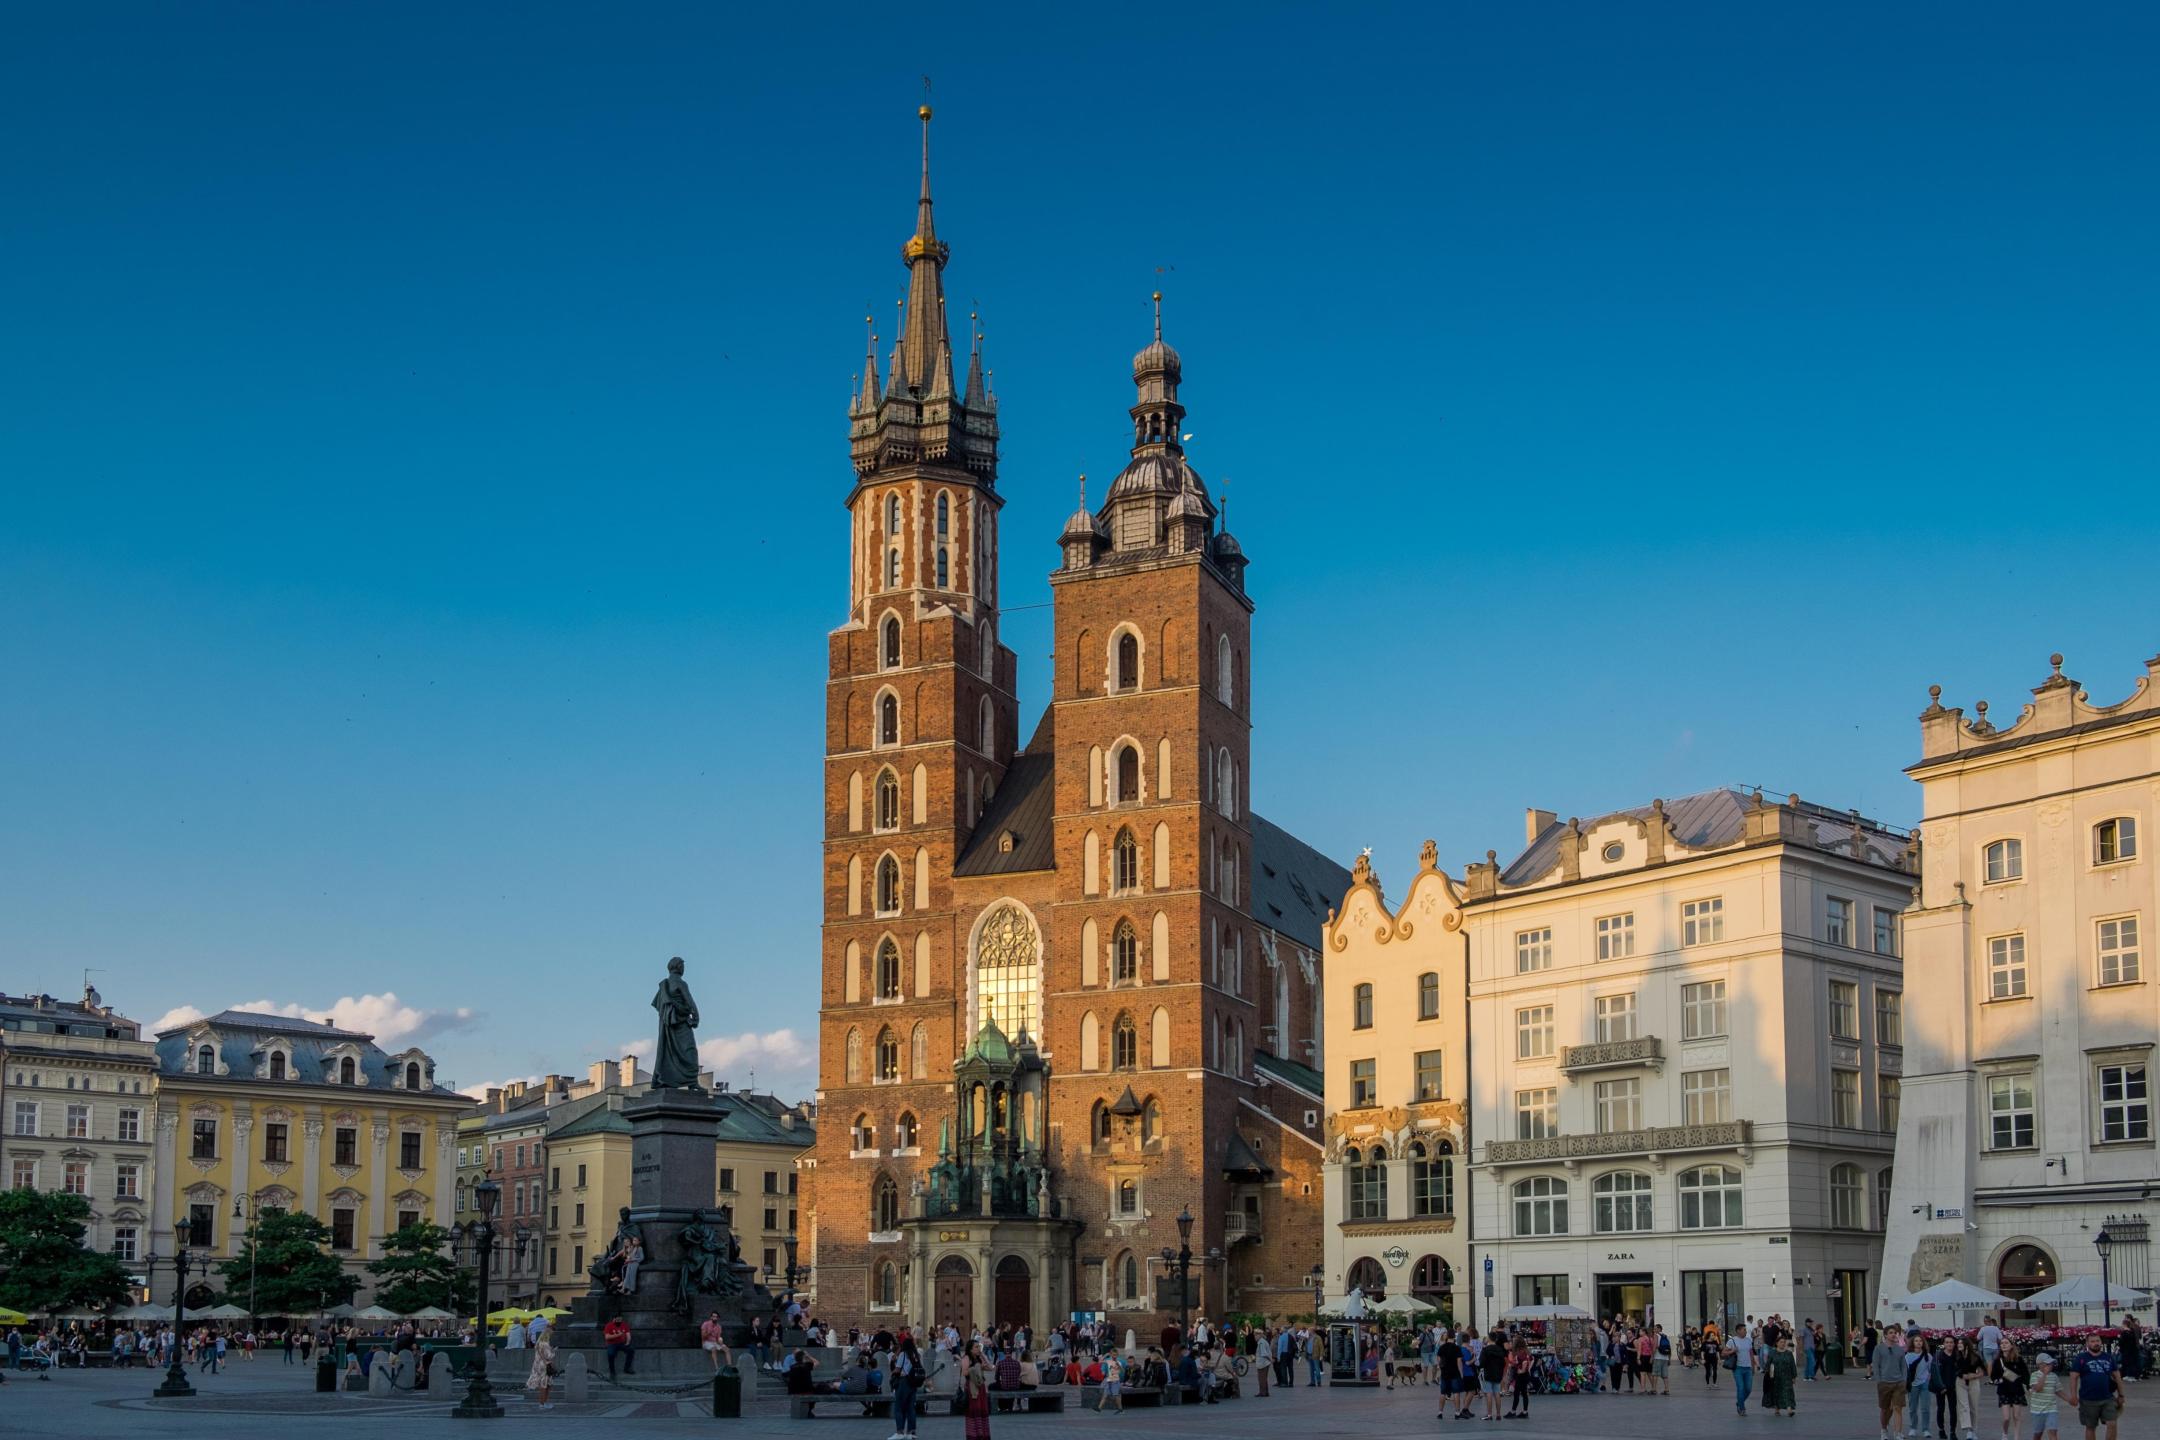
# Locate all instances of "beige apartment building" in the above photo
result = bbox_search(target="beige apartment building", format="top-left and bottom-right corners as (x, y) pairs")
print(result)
(1320, 845), (1472, 1321)
(1880, 653), (2159, 1309)
(1464, 789), (1911, 1343)
(1, 987), (159, 1266)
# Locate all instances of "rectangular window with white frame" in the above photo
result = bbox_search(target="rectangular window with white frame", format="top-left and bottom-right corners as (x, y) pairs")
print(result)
(1516, 1087), (1558, 1140)
(12, 1101), (36, 1137)
(1516, 1005), (1554, 1060)
(1682, 1067), (1732, 1125)
(65, 1103), (89, 1139)
(1828, 980), (1859, 1040)
(1595, 1078), (1642, 1133)
(2096, 915), (2141, 987)
(1595, 913), (1635, 960)
(1516, 928), (1553, 973)
(1831, 1068), (1861, 1128)
(117, 1107), (141, 1142)
(1825, 896), (1855, 947)
(1682, 979), (1727, 1039)
(1681, 897), (1724, 946)
(10, 1157), (35, 1189)
(1987, 1072), (2035, 1149)
(1873, 906), (1898, 956)
(2095, 816), (2138, 866)
(1594, 993), (1638, 1043)
(112, 1226), (138, 1263)
(2096, 1061), (2150, 1143)
(1987, 934), (2028, 999)
(1875, 989), (1902, 1047)
(1414, 1049), (1445, 1102)
(115, 1161), (141, 1199)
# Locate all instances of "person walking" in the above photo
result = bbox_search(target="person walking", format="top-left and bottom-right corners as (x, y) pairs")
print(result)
(961, 1340), (994, 1440)
(1872, 1322), (1911, 1440)
(1703, 1320), (1723, 1386)
(1906, 1337), (1939, 1440)
(1506, 1336), (1534, 1419)
(1764, 1333), (1799, 1417)
(2070, 1333), (2125, 1440)
(1096, 1349), (1124, 1414)
(889, 1335), (923, 1440)
(1726, 1324), (1757, 1416)
(1992, 1342), (2030, 1440)
(2028, 1354), (2063, 1440)
(526, 1328), (557, 1410)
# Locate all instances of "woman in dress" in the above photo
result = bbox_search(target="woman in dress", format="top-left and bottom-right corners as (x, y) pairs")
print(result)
(1763, 1334), (1798, 1417)
(527, 1327), (557, 1410)
(1991, 1340), (2030, 1440)
(961, 1340), (992, 1440)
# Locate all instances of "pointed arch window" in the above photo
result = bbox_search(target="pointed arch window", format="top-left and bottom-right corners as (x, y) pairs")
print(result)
(881, 615), (902, 669)
(1141, 1098), (1161, 1143)
(1092, 1100), (1111, 1146)
(873, 1173), (900, 1230)
(875, 938), (902, 1000)
(852, 1113), (876, 1150)
(1114, 745), (1140, 805)
(876, 1260), (898, 1304)
(874, 1028), (900, 1083)
(886, 548), (900, 589)
(1217, 634), (1234, 706)
(936, 492), (949, 538)
(1119, 1251), (1140, 1301)
(979, 696), (995, 759)
(1112, 1015), (1138, 1070)
(910, 1023), (928, 1079)
(886, 494), (901, 537)
(875, 769), (901, 832)
(1112, 921), (1139, 984)
(1215, 749), (1235, 818)
(877, 693), (899, 747)
(1115, 631), (1140, 692)
(1113, 829), (1140, 893)
(845, 1029), (864, 1084)
(936, 547), (949, 588)
(897, 1111), (919, 1149)
(876, 856), (902, 915)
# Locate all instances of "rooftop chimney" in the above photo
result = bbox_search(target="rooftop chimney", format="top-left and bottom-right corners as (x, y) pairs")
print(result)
(1525, 809), (1557, 847)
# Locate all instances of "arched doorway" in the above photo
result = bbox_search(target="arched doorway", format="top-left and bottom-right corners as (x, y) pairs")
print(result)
(994, 1255), (1032, 1331)
(1411, 1254), (1454, 1322)
(1997, 1243), (2056, 1305)
(184, 1281), (217, 1310)
(1345, 1255), (1387, 1302)
(934, 1254), (975, 1333)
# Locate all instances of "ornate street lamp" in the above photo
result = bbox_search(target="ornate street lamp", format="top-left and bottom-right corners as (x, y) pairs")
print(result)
(1158, 1207), (1194, 1349)
(451, 1176), (503, 1419)
(2094, 1226), (2115, 1332)
(151, 1233), (213, 1399)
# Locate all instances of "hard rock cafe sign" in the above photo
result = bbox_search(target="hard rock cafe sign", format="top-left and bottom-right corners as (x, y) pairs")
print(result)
(1383, 1245), (1409, 1268)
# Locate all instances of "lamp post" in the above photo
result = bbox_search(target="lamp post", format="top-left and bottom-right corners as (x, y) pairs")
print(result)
(231, 1190), (274, 1328)
(1157, 1207), (1194, 1350)
(1310, 1262), (1325, 1324)
(784, 1232), (801, 1297)
(151, 1236), (211, 1398)
(2095, 1226), (2115, 1333)
(451, 1175), (502, 1419)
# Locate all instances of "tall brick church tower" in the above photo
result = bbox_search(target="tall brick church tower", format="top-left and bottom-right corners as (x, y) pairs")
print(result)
(814, 113), (1347, 1336)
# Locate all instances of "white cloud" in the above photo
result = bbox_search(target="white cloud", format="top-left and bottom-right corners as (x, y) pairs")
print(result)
(616, 1037), (657, 1066)
(697, 1028), (814, 1094)
(458, 1074), (543, 1101)
(228, 992), (479, 1048)
(149, 1004), (208, 1034)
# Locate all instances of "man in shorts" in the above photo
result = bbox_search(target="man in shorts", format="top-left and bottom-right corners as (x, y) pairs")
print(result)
(1649, 1325), (1671, 1394)
(701, 1312), (732, 1373)
(2071, 1334), (2125, 1440)
(2029, 1353), (2063, 1440)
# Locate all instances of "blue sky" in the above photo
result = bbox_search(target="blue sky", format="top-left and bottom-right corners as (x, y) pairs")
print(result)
(3, 3), (2155, 1098)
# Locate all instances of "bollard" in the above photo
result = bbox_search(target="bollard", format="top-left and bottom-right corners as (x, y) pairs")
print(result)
(712, 1365), (742, 1418)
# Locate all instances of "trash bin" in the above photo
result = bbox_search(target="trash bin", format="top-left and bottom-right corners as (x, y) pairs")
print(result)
(1824, 1349), (1845, 1376)
(712, 1365), (742, 1418)
(316, 1355), (338, 1393)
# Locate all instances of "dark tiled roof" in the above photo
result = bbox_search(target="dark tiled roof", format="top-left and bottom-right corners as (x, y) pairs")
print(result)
(1253, 1049), (1322, 1100)
(1249, 814), (1352, 951)
(551, 1103), (632, 1139)
(954, 751), (1056, 876)
(1501, 786), (1910, 887)
(1221, 1130), (1273, 1180)
(195, 1008), (368, 1040)
(152, 1009), (459, 1095)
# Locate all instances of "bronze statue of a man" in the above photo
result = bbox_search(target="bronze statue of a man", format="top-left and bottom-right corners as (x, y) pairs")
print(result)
(651, 956), (701, 1089)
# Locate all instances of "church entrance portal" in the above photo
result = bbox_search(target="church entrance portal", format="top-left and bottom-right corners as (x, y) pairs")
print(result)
(994, 1255), (1031, 1330)
(935, 1255), (974, 1333)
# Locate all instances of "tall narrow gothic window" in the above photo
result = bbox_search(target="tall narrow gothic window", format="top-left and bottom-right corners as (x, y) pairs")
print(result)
(1217, 634), (1233, 705)
(875, 770), (900, 831)
(1112, 921), (1139, 983)
(1113, 829), (1139, 892)
(979, 696), (995, 759)
(1116, 632), (1139, 691)
(936, 547), (949, 588)
(878, 694), (899, 746)
(882, 615), (901, 669)
(886, 494), (901, 536)
(936, 492), (949, 537)
(886, 548), (899, 588)
(874, 1028), (899, 1082)
(1112, 1015), (1138, 1070)
(876, 856), (902, 914)
(1116, 745), (1140, 805)
(875, 939), (901, 1000)
(974, 903), (1043, 1039)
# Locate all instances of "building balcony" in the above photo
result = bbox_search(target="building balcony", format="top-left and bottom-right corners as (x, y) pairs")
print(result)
(1223, 1210), (1261, 1244)
(1559, 1036), (1663, 1075)
(1483, 1119), (1752, 1167)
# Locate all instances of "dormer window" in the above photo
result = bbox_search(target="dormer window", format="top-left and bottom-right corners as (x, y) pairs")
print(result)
(405, 1061), (422, 1090)
(269, 1052), (287, 1081)
(339, 1057), (357, 1085)
(196, 1045), (215, 1075)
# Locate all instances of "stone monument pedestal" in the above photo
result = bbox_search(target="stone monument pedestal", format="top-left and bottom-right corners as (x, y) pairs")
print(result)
(557, 1085), (768, 1372)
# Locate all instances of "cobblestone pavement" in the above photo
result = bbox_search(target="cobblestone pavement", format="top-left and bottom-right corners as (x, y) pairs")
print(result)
(1, 1360), (1925, 1439)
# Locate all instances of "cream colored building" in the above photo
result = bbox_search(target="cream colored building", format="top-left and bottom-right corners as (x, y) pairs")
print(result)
(1464, 789), (1911, 1342)
(1, 987), (159, 1266)
(1320, 844), (1471, 1320)
(1880, 653), (2159, 1311)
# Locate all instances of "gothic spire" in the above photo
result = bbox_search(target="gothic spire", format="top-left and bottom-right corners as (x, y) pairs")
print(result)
(898, 105), (952, 390)
(963, 311), (990, 408)
(853, 318), (881, 416)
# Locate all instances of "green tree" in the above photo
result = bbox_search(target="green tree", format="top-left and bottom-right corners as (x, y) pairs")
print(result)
(366, 1222), (472, 1316)
(218, 1208), (358, 1317)
(0, 1189), (133, 1316)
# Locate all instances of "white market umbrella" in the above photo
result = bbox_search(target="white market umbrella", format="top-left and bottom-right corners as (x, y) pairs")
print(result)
(1885, 1279), (2014, 1313)
(1500, 1303), (1593, 1321)
(114, 1303), (169, 1321)
(2017, 1278), (2154, 1311)
(352, 1304), (401, 1322)
(202, 1304), (252, 1320)
(1373, 1294), (1438, 1315)
(404, 1305), (458, 1321)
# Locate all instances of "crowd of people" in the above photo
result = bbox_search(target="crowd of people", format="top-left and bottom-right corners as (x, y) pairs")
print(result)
(1865, 1317), (2132, 1440)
